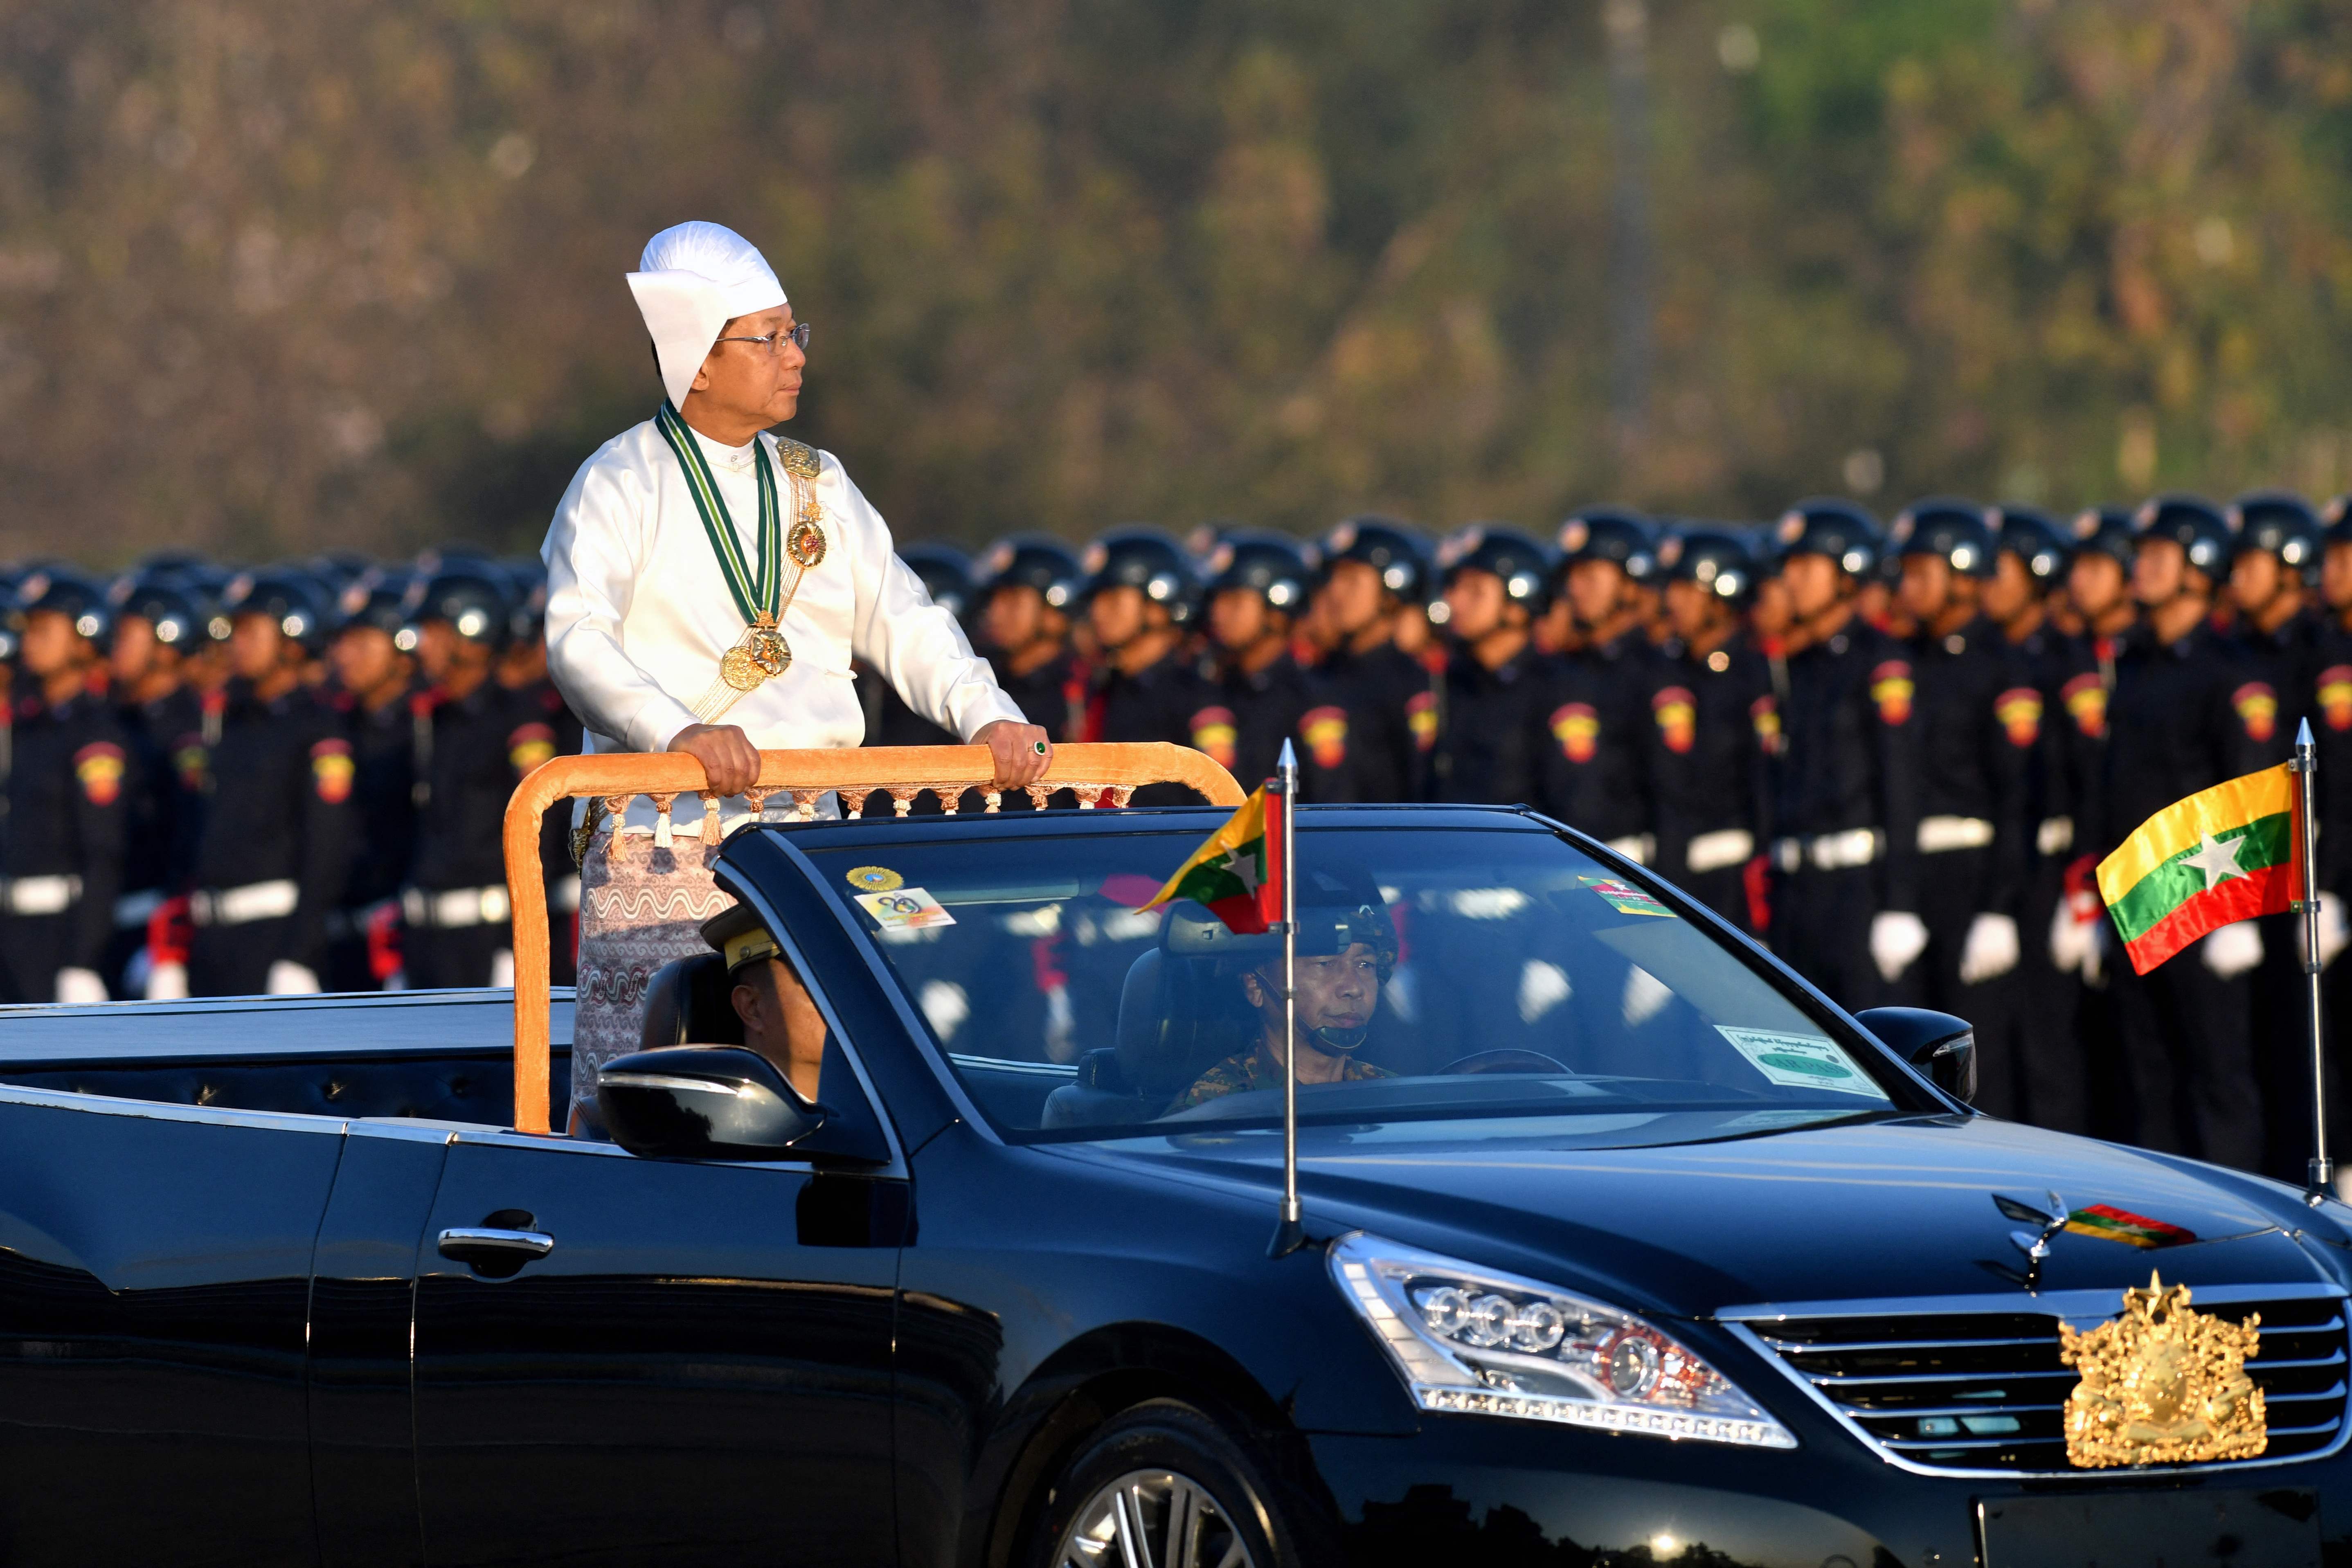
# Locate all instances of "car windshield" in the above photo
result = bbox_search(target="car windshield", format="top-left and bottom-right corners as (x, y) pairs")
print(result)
(805, 819), (1922, 1143)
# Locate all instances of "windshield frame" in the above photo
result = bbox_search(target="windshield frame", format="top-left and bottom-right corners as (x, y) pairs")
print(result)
(748, 803), (1954, 1145)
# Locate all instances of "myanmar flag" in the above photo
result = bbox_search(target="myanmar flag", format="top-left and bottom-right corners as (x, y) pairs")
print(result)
(1140, 783), (1286, 934)
(2097, 763), (2299, 975)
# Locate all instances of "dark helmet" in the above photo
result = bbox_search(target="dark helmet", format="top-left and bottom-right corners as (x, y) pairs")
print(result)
(2069, 506), (2138, 570)
(1436, 524), (1553, 610)
(897, 542), (976, 623)
(406, 565), (514, 648)
(1658, 528), (1757, 603)
(16, 568), (114, 649)
(223, 570), (335, 652)
(1321, 515), (1429, 601)
(108, 576), (203, 652)
(1183, 520), (1246, 564)
(976, 534), (1084, 612)
(1081, 528), (1201, 624)
(1889, 497), (1996, 579)
(500, 557), (550, 643)
(1991, 506), (2071, 587)
(1203, 531), (1311, 614)
(335, 570), (415, 642)
(2228, 491), (2323, 581)
(2133, 494), (2233, 578)
(1555, 508), (1659, 583)
(1772, 498), (1882, 576)
(2325, 496), (2352, 548)
(309, 551), (376, 596)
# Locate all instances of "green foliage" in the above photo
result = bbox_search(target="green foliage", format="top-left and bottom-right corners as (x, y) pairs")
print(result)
(2, 0), (2350, 563)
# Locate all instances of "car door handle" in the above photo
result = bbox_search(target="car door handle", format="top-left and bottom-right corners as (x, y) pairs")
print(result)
(438, 1227), (556, 1267)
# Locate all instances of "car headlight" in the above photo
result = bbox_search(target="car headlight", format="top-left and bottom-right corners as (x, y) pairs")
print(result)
(1329, 1233), (1796, 1449)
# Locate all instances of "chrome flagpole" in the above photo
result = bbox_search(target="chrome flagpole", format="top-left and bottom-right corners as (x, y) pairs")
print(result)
(2296, 718), (2334, 1202)
(1269, 740), (1306, 1258)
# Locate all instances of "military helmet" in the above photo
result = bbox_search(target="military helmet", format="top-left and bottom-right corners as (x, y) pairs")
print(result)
(335, 570), (414, 641)
(308, 551), (376, 597)
(976, 534), (1085, 611)
(2069, 506), (2137, 570)
(1081, 528), (1201, 624)
(109, 576), (203, 652)
(1320, 515), (1429, 601)
(16, 568), (114, 649)
(500, 557), (550, 643)
(1436, 524), (1553, 609)
(1889, 497), (1996, 579)
(2228, 492), (2323, 583)
(1204, 531), (1311, 614)
(898, 542), (976, 623)
(1990, 506), (2071, 586)
(1773, 498), (1882, 576)
(2133, 494), (2233, 577)
(223, 570), (334, 652)
(1555, 508), (1659, 583)
(405, 565), (513, 649)
(2324, 496), (2352, 548)
(1658, 528), (1756, 603)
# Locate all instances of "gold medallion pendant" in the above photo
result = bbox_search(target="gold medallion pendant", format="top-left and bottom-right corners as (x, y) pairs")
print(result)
(720, 616), (792, 693)
(788, 518), (827, 569)
(2058, 1272), (2266, 1467)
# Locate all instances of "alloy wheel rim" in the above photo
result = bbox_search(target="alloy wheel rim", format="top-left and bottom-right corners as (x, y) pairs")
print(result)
(1054, 1467), (1257, 1568)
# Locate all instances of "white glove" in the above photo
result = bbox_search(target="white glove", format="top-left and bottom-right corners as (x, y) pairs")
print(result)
(2303, 892), (2351, 971)
(2201, 921), (2264, 980)
(266, 960), (322, 995)
(2049, 899), (2091, 974)
(145, 960), (189, 1000)
(1870, 910), (1930, 983)
(2080, 917), (2109, 987)
(1959, 913), (2021, 984)
(489, 948), (515, 989)
(54, 967), (108, 1005)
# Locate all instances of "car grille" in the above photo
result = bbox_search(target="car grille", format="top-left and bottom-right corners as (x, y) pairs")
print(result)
(1745, 1294), (2347, 1475)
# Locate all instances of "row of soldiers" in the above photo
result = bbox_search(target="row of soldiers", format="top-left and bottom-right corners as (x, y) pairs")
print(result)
(7, 494), (2352, 1176)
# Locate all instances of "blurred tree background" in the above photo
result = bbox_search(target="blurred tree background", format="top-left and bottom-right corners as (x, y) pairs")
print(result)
(4, 0), (2351, 562)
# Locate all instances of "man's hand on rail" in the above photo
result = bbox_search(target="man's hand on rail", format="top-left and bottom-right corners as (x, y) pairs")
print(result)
(973, 720), (1053, 790)
(668, 723), (762, 796)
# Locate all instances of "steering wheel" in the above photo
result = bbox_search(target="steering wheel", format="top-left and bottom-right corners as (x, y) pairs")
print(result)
(1434, 1048), (1573, 1076)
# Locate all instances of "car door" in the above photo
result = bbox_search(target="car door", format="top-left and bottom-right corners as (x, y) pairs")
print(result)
(0, 1092), (342, 1565)
(410, 1104), (906, 1565)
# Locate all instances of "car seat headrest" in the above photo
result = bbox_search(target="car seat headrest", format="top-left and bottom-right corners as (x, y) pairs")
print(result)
(1113, 946), (1251, 1102)
(639, 952), (746, 1050)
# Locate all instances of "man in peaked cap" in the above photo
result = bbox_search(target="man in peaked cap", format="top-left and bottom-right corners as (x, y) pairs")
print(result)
(542, 220), (1048, 834)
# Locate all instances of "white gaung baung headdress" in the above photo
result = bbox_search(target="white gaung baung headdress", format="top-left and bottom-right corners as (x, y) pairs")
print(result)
(627, 221), (787, 410)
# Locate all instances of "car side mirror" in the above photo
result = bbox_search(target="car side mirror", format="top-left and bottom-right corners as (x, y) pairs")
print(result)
(596, 1045), (833, 1160)
(1854, 1007), (1977, 1105)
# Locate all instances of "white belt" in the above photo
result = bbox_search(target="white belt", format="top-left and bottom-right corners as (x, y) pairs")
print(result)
(1603, 833), (1655, 866)
(550, 874), (581, 914)
(1918, 815), (1996, 854)
(2037, 815), (2075, 857)
(1685, 829), (1756, 875)
(403, 884), (513, 930)
(114, 889), (166, 929)
(1773, 828), (1882, 873)
(1, 875), (82, 916)
(191, 879), (299, 927)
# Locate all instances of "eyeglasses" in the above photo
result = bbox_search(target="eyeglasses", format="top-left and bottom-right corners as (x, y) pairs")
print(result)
(714, 322), (812, 355)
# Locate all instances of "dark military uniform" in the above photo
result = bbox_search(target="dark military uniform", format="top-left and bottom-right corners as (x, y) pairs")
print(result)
(1907, 616), (2037, 1111)
(1769, 622), (1924, 1010)
(990, 646), (1085, 745)
(1533, 631), (1659, 862)
(514, 677), (585, 986)
(1084, 650), (1208, 807)
(403, 683), (546, 990)
(1316, 641), (1434, 804)
(1188, 654), (1362, 801)
(107, 684), (201, 990)
(1430, 646), (1547, 806)
(1174, 1047), (1393, 1109)
(1647, 632), (1776, 934)
(0, 693), (129, 1002)
(185, 686), (352, 997)
(2100, 622), (2274, 1169)
(320, 685), (418, 992)
(1997, 619), (2093, 1134)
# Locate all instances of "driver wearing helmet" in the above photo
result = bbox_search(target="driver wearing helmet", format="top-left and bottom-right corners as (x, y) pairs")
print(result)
(1173, 871), (1400, 1108)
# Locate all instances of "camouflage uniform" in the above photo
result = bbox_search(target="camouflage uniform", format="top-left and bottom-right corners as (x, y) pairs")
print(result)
(1175, 1047), (1394, 1109)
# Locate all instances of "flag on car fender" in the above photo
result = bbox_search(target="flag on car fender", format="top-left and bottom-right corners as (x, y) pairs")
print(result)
(1139, 781), (1286, 935)
(2095, 763), (2298, 974)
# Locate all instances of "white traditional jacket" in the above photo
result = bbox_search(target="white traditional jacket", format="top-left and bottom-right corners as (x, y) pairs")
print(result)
(543, 416), (1022, 825)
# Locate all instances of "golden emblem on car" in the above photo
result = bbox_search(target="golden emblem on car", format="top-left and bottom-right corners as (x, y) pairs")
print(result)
(2057, 1272), (2266, 1468)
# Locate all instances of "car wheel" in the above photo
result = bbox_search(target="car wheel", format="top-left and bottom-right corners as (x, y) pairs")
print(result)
(1031, 1399), (1293, 1568)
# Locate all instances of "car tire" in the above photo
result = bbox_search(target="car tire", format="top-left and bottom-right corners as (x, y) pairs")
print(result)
(1025, 1397), (1305, 1568)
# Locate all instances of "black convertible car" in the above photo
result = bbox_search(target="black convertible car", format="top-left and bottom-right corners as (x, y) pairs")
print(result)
(4, 785), (2350, 1567)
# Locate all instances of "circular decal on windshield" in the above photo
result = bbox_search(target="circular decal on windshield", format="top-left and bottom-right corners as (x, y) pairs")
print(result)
(846, 864), (904, 893)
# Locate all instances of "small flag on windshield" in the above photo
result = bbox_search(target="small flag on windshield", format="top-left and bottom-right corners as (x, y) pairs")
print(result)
(1139, 782), (1286, 935)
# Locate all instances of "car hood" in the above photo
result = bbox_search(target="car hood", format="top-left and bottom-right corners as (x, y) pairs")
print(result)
(1069, 1112), (2348, 1316)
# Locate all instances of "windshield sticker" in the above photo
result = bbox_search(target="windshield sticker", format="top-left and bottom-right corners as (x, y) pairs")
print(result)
(1579, 875), (1675, 918)
(1715, 1028), (1889, 1099)
(846, 865), (905, 893)
(858, 886), (956, 930)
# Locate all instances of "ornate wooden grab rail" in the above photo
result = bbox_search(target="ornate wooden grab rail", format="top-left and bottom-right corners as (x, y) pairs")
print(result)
(501, 742), (1244, 1133)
